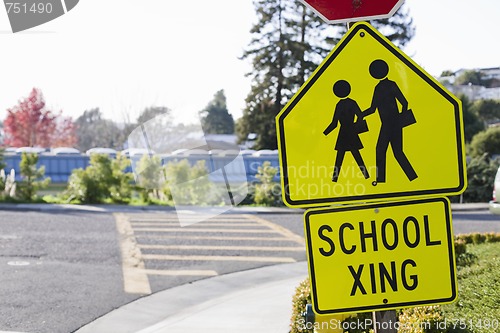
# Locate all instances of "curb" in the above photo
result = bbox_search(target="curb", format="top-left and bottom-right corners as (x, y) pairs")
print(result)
(0, 203), (489, 214)
(75, 262), (308, 333)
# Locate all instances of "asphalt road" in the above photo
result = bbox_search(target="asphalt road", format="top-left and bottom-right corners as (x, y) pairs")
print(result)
(0, 208), (498, 333)
(0, 211), (137, 333)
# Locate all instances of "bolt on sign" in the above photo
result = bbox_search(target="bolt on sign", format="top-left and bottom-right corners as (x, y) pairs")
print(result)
(276, 22), (467, 208)
(304, 197), (457, 314)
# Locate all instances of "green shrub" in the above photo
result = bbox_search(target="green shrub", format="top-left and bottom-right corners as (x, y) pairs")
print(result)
(454, 238), (467, 257)
(484, 232), (500, 242)
(462, 154), (499, 203)
(455, 232), (500, 245)
(135, 154), (170, 203)
(456, 234), (474, 244)
(454, 233), (500, 267)
(17, 152), (50, 201)
(64, 153), (133, 204)
(164, 159), (223, 206)
(253, 161), (282, 206)
(398, 306), (450, 333)
(290, 279), (313, 333)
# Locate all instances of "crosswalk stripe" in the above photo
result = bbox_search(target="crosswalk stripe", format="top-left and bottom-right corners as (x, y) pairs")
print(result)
(129, 217), (249, 223)
(143, 269), (218, 276)
(133, 227), (278, 233)
(141, 254), (296, 263)
(135, 235), (294, 242)
(116, 213), (305, 294)
(138, 244), (305, 251)
(114, 213), (152, 295)
(244, 214), (305, 245)
(131, 222), (262, 227)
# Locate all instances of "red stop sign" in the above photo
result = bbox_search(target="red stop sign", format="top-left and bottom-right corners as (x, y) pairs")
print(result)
(301, 0), (404, 24)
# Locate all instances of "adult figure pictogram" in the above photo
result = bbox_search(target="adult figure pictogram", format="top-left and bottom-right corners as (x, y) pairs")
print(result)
(324, 79), (370, 182)
(364, 59), (418, 184)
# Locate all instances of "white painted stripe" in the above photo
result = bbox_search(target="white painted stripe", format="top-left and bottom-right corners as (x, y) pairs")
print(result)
(245, 215), (305, 245)
(143, 269), (217, 276)
(135, 235), (291, 242)
(133, 227), (278, 233)
(114, 213), (152, 295)
(138, 244), (305, 252)
(131, 222), (261, 227)
(129, 217), (249, 222)
(141, 254), (296, 263)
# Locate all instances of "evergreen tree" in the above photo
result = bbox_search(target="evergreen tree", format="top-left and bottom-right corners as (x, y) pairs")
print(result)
(137, 106), (170, 126)
(75, 108), (126, 151)
(459, 94), (485, 143)
(199, 90), (235, 134)
(471, 99), (500, 126)
(17, 152), (50, 201)
(237, 0), (415, 149)
(469, 127), (500, 158)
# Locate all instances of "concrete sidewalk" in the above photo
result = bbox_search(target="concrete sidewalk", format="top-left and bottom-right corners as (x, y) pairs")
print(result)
(75, 262), (308, 333)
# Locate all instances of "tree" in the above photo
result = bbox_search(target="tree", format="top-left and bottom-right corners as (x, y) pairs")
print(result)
(455, 70), (484, 86)
(469, 126), (500, 158)
(75, 108), (126, 151)
(17, 152), (50, 201)
(127, 106), (177, 154)
(440, 70), (454, 77)
(236, 0), (415, 149)
(253, 161), (282, 206)
(471, 99), (500, 126)
(461, 154), (499, 203)
(3, 88), (76, 148)
(52, 116), (77, 147)
(459, 94), (485, 143)
(136, 106), (170, 126)
(135, 154), (168, 202)
(199, 90), (235, 134)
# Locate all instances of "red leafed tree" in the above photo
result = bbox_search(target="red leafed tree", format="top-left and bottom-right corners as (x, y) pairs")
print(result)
(4, 88), (77, 148)
(51, 113), (77, 147)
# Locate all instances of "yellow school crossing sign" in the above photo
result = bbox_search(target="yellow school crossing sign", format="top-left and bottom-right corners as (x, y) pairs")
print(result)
(304, 197), (457, 314)
(276, 22), (467, 208)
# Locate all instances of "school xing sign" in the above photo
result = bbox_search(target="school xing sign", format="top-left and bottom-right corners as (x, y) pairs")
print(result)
(304, 197), (457, 314)
(276, 22), (467, 208)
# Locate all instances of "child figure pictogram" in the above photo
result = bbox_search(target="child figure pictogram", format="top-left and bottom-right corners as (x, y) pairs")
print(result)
(324, 79), (370, 182)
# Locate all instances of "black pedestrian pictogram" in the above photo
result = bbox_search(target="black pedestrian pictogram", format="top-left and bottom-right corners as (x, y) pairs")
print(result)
(364, 59), (418, 184)
(323, 80), (370, 182)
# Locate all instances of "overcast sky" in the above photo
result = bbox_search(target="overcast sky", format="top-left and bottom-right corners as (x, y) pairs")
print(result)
(0, 0), (497, 125)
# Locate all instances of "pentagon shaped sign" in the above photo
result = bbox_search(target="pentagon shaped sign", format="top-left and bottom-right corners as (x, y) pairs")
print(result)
(276, 22), (467, 208)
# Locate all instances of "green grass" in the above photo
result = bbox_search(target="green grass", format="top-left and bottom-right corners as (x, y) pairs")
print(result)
(441, 242), (500, 333)
(290, 236), (500, 333)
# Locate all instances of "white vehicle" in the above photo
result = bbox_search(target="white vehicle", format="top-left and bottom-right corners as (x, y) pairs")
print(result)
(488, 166), (500, 215)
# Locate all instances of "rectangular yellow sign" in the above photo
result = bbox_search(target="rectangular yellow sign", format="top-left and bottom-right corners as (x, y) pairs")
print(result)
(304, 197), (457, 314)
